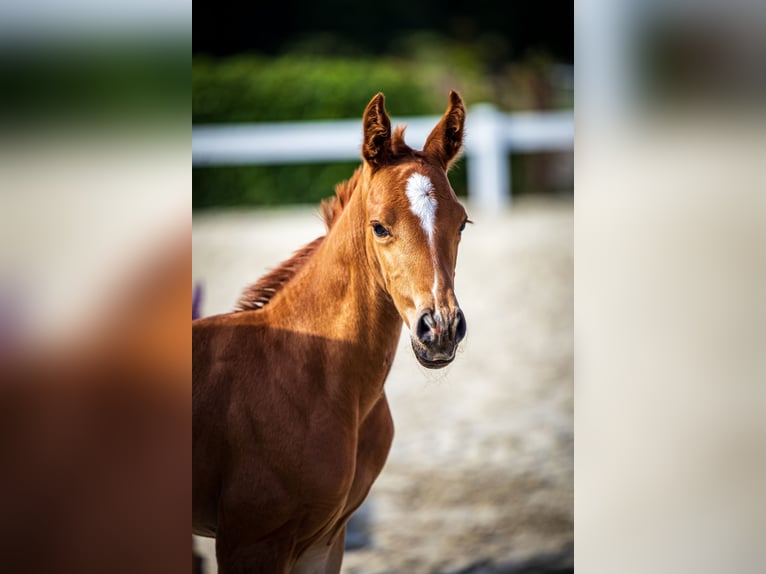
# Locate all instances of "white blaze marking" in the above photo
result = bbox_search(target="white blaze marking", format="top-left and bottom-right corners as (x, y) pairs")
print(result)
(405, 172), (441, 306)
(405, 173), (437, 241)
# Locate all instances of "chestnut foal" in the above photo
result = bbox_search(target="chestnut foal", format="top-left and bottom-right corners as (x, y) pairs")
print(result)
(193, 91), (469, 573)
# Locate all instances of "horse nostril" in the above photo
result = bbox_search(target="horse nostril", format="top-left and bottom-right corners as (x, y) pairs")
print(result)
(416, 311), (435, 343)
(454, 309), (467, 343)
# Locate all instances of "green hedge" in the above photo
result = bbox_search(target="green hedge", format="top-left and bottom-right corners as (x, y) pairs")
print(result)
(192, 55), (478, 209)
(192, 51), (569, 209)
(193, 55), (446, 123)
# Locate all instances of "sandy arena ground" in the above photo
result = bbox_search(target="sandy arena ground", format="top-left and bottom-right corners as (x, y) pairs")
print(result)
(192, 195), (573, 573)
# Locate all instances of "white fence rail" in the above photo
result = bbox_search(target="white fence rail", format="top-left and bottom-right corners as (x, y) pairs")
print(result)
(192, 104), (573, 210)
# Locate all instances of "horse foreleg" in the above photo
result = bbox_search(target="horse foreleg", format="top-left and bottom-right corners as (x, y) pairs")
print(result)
(215, 524), (294, 574)
(324, 526), (346, 574)
(290, 527), (346, 574)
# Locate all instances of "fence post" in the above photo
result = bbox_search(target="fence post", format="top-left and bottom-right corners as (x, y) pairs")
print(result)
(465, 103), (510, 211)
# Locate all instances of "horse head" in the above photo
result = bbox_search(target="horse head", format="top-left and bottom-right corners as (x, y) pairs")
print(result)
(360, 91), (469, 369)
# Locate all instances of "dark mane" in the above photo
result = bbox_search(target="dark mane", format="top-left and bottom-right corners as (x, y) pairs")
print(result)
(234, 167), (363, 312)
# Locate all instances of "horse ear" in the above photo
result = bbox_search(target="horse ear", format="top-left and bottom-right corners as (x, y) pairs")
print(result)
(362, 92), (392, 168)
(424, 90), (465, 170)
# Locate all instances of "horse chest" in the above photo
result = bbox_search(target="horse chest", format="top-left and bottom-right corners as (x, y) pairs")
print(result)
(299, 432), (357, 504)
(342, 396), (395, 516)
(299, 433), (372, 501)
(299, 396), (394, 533)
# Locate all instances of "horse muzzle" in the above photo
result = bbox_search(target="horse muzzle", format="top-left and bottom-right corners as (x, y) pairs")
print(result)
(410, 308), (466, 369)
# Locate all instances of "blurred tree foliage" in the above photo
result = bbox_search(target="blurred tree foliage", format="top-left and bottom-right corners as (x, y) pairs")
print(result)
(192, 37), (572, 209)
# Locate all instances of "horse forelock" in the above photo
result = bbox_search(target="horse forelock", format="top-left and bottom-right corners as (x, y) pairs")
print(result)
(392, 125), (411, 156)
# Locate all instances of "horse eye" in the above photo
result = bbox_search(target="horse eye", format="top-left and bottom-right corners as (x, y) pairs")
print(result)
(459, 220), (466, 233)
(372, 223), (390, 238)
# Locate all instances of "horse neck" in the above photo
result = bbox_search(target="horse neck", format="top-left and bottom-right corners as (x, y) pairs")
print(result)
(264, 180), (402, 409)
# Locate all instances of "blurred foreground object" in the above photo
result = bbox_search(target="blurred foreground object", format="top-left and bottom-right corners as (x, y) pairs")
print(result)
(0, 232), (190, 574)
(577, 0), (766, 573)
(0, 2), (190, 568)
(0, 231), (191, 573)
